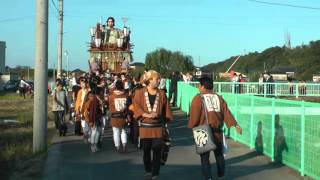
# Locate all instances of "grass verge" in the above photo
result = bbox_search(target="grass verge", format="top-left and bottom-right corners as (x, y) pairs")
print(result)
(0, 92), (55, 180)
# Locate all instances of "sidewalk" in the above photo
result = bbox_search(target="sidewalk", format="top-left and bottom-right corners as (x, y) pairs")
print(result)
(42, 108), (311, 180)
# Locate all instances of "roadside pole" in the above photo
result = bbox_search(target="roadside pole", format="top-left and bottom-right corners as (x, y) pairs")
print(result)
(33, 0), (48, 153)
(57, 0), (63, 77)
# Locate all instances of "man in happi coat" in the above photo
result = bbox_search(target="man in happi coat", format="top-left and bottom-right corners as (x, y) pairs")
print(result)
(82, 91), (103, 153)
(188, 76), (242, 180)
(133, 70), (172, 180)
(108, 80), (129, 152)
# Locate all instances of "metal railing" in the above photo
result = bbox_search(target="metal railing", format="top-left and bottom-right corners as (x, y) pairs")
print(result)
(183, 81), (320, 97)
(176, 82), (320, 180)
(216, 82), (320, 97)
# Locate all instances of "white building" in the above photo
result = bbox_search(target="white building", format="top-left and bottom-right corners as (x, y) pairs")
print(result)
(129, 62), (144, 70)
(269, 66), (296, 81)
(313, 74), (320, 82)
(270, 73), (288, 81)
(0, 41), (5, 73)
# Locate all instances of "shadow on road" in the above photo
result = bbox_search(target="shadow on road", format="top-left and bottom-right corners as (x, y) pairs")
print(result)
(43, 108), (306, 180)
(169, 107), (194, 147)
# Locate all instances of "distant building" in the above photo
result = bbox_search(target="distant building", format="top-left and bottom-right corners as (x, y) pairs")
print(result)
(196, 67), (214, 79)
(313, 74), (320, 82)
(130, 62), (145, 70)
(269, 66), (297, 81)
(194, 67), (201, 77)
(70, 69), (86, 78)
(270, 74), (288, 81)
(0, 41), (6, 74)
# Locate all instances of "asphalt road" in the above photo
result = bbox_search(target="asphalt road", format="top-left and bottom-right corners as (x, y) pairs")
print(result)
(42, 108), (311, 180)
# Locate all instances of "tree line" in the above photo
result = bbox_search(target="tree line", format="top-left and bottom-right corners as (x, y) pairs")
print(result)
(144, 48), (195, 78)
(201, 40), (320, 81)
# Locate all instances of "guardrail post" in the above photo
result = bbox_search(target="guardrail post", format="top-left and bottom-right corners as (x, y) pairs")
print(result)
(300, 101), (305, 176)
(246, 83), (249, 94)
(264, 84), (267, 97)
(296, 83), (299, 98)
(218, 83), (222, 94)
(274, 83), (278, 97)
(166, 79), (170, 98)
(250, 95), (254, 149)
(232, 83), (235, 94)
(271, 98), (275, 162)
(234, 94), (238, 141)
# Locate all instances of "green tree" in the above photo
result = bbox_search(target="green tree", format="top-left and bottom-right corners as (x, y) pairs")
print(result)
(130, 66), (145, 78)
(145, 48), (195, 77)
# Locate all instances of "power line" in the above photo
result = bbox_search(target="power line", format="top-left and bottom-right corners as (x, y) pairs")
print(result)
(61, 13), (317, 28)
(248, 0), (320, 11)
(0, 16), (34, 23)
(51, 0), (59, 12)
(49, 1), (59, 18)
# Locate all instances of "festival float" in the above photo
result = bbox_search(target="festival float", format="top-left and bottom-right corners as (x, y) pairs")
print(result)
(88, 18), (133, 74)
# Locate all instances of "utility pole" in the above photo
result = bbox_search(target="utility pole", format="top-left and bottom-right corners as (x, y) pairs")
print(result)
(64, 50), (69, 78)
(33, 0), (48, 153)
(57, 0), (63, 78)
(53, 63), (56, 80)
(27, 66), (30, 80)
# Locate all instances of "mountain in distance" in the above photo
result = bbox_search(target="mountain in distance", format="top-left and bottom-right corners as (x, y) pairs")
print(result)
(201, 40), (320, 81)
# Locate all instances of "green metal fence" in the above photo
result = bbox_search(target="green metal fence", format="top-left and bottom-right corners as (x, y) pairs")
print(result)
(177, 82), (320, 180)
(213, 81), (320, 98)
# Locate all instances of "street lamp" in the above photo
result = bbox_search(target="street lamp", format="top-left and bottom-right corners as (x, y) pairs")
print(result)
(64, 50), (69, 79)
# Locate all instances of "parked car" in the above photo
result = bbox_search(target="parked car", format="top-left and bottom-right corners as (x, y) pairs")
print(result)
(4, 80), (20, 91)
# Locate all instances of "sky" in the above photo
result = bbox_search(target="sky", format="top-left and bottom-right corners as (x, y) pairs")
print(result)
(0, 0), (320, 71)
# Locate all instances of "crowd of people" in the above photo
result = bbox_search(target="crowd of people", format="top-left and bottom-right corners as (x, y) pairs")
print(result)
(52, 70), (173, 179)
(259, 73), (307, 96)
(51, 70), (241, 180)
(257, 73), (275, 95)
(231, 73), (246, 94)
(288, 79), (307, 95)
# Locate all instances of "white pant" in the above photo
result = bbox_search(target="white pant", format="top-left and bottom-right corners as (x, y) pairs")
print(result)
(90, 126), (101, 144)
(81, 119), (90, 137)
(112, 127), (127, 147)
